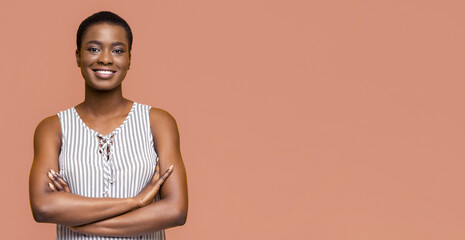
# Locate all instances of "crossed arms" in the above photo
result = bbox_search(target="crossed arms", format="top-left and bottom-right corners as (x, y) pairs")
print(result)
(29, 108), (188, 237)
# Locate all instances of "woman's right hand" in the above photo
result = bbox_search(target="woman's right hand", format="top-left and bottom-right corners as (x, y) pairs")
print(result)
(133, 157), (174, 208)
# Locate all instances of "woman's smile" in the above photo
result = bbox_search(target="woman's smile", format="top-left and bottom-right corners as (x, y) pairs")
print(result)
(92, 68), (117, 79)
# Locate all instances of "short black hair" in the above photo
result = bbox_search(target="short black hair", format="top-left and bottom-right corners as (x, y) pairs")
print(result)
(76, 11), (133, 52)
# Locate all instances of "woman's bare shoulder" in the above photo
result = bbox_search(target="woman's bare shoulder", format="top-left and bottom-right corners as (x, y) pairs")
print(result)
(149, 107), (176, 123)
(148, 107), (179, 136)
(34, 115), (61, 140)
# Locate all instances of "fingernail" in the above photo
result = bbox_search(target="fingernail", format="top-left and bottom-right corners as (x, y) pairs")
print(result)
(50, 169), (56, 175)
(48, 172), (54, 179)
(48, 183), (54, 190)
(169, 165), (174, 170)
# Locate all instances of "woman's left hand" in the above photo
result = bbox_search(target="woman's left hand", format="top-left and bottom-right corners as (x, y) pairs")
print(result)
(47, 169), (71, 193)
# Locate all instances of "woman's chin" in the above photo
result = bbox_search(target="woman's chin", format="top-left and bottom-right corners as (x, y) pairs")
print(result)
(85, 81), (122, 92)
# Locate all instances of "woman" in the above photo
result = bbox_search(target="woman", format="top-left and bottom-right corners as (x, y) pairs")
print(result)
(29, 11), (188, 239)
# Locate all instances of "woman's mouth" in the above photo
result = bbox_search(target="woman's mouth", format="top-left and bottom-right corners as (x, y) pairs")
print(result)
(92, 69), (116, 79)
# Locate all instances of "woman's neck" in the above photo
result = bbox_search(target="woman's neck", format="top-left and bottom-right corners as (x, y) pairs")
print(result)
(79, 84), (131, 117)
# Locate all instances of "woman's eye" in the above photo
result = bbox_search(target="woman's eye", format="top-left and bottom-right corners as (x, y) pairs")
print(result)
(87, 47), (100, 53)
(113, 49), (125, 54)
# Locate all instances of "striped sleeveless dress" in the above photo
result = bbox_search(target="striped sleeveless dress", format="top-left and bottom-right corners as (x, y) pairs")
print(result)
(56, 102), (166, 240)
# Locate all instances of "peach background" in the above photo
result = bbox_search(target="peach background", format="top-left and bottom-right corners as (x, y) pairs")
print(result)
(1, 0), (464, 239)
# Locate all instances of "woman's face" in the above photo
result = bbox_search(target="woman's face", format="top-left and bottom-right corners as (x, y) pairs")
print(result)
(76, 23), (131, 91)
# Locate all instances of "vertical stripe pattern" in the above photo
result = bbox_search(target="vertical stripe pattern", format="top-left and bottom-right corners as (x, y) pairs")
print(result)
(56, 102), (166, 240)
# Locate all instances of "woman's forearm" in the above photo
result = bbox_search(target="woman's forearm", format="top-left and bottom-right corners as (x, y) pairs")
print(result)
(32, 163), (171, 227)
(69, 199), (187, 237)
(32, 191), (138, 226)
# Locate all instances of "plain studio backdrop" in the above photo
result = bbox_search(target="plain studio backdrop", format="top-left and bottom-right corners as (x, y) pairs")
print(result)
(0, 0), (464, 239)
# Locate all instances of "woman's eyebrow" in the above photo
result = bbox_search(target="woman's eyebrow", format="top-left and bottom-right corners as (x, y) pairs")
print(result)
(85, 40), (126, 47)
(85, 40), (102, 45)
(112, 42), (126, 47)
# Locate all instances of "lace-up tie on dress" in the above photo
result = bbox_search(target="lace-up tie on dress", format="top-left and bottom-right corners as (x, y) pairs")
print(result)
(97, 133), (115, 197)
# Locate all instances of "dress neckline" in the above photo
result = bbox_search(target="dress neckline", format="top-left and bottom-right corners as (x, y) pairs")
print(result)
(72, 101), (137, 138)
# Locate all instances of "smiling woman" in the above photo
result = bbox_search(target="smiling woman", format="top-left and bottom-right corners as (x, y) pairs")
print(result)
(28, 11), (188, 240)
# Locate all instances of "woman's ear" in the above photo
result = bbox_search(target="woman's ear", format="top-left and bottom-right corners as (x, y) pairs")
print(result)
(128, 52), (131, 70)
(75, 49), (81, 67)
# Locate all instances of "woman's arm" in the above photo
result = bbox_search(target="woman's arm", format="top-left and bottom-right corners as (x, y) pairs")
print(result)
(69, 198), (184, 237)
(29, 115), (172, 226)
(68, 108), (188, 237)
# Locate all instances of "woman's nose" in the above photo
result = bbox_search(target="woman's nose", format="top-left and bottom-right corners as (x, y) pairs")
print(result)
(98, 50), (113, 65)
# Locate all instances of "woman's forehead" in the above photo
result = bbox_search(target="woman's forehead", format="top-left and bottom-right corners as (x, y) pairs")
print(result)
(82, 23), (129, 46)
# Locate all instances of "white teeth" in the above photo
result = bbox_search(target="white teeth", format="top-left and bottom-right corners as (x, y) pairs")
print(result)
(95, 70), (113, 74)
